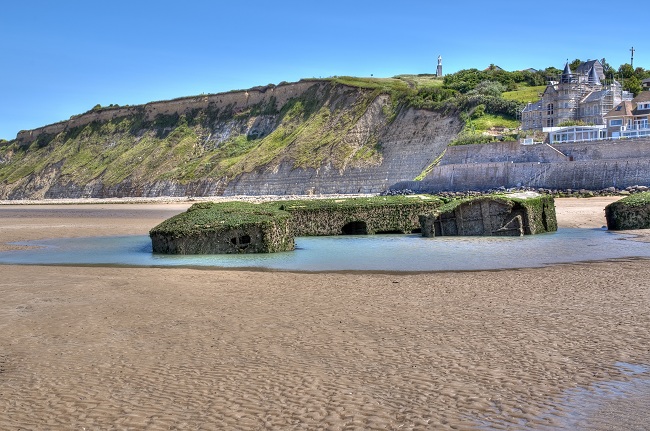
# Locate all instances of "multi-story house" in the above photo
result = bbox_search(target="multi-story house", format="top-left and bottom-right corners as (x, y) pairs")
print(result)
(604, 91), (650, 138)
(521, 60), (632, 133)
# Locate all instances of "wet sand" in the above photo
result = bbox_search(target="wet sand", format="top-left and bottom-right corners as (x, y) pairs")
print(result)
(1, 197), (649, 430)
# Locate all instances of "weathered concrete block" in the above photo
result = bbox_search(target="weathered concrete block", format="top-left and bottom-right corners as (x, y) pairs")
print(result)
(605, 192), (650, 230)
(419, 195), (556, 237)
(278, 196), (443, 236)
(150, 202), (294, 254)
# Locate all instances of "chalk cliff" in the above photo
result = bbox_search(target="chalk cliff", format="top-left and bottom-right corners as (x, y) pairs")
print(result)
(0, 80), (461, 199)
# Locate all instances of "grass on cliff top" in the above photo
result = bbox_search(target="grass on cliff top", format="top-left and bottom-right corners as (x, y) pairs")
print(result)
(502, 85), (546, 104)
(609, 192), (650, 208)
(328, 76), (411, 94)
(470, 114), (520, 131)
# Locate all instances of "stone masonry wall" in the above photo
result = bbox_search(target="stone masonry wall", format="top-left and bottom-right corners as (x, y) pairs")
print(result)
(390, 139), (650, 193)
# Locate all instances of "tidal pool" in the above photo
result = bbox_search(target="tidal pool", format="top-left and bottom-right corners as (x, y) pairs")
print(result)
(0, 228), (648, 271)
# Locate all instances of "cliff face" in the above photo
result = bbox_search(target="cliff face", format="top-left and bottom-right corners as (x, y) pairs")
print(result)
(0, 80), (461, 199)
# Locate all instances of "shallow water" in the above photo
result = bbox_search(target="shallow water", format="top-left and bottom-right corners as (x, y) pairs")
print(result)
(471, 362), (650, 430)
(1, 228), (648, 271)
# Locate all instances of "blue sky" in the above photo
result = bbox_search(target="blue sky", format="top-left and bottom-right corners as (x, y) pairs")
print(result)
(1, 0), (647, 140)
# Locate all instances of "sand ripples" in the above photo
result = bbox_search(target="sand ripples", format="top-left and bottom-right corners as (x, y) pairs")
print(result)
(1, 262), (650, 430)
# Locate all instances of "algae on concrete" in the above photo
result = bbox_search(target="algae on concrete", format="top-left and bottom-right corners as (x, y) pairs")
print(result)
(605, 192), (650, 230)
(150, 195), (556, 255)
(419, 194), (557, 237)
(274, 195), (444, 236)
(150, 196), (444, 254)
(150, 202), (294, 254)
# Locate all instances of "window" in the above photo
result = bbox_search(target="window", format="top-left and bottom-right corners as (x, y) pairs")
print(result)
(547, 103), (554, 115)
(547, 118), (554, 127)
(639, 103), (650, 110)
(610, 119), (623, 126)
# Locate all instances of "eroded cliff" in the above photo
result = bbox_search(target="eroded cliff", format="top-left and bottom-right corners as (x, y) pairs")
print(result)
(0, 80), (461, 199)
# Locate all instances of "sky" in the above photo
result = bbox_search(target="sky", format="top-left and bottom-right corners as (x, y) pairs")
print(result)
(1, 0), (647, 140)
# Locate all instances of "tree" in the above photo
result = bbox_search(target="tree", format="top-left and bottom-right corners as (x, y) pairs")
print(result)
(569, 58), (582, 70)
(543, 67), (562, 80)
(634, 67), (650, 79)
(468, 80), (506, 98)
(618, 64), (634, 79)
(601, 58), (615, 80)
(623, 76), (642, 96)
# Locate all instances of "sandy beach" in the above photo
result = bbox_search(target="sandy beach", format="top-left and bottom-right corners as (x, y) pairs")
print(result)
(1, 196), (649, 430)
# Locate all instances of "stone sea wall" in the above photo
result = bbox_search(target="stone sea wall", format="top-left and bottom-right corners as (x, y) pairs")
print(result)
(392, 139), (650, 194)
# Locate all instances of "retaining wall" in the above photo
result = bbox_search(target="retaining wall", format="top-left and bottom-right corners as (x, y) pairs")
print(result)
(394, 158), (650, 193)
(440, 138), (650, 166)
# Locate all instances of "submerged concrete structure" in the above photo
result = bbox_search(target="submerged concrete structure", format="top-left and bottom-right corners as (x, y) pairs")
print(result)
(151, 195), (557, 254)
(605, 192), (650, 230)
(419, 195), (557, 237)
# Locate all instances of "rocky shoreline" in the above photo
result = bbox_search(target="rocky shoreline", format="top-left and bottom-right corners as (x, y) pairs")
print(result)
(383, 184), (650, 199)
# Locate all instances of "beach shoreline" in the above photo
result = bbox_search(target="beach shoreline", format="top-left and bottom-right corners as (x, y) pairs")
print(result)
(1, 196), (649, 430)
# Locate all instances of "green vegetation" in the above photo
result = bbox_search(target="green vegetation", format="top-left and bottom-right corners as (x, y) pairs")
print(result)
(605, 192), (650, 230)
(150, 201), (294, 254)
(151, 195), (445, 254)
(6, 57), (647, 196)
(610, 191), (650, 208)
(557, 120), (592, 127)
(273, 194), (441, 211)
(470, 114), (520, 131)
(420, 194), (556, 236)
(502, 85), (546, 104)
(152, 201), (291, 237)
(415, 149), (446, 181)
(150, 194), (556, 254)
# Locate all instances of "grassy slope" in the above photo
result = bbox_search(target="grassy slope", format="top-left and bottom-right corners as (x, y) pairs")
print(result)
(0, 81), (392, 188)
(0, 74), (526, 191)
(502, 85), (546, 104)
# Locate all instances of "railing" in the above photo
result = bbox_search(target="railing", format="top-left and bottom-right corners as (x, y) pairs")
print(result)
(621, 128), (650, 138)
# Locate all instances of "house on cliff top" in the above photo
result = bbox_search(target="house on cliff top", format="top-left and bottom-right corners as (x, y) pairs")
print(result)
(521, 59), (633, 141)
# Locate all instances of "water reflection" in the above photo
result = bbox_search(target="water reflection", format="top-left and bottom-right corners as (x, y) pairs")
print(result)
(1, 228), (649, 272)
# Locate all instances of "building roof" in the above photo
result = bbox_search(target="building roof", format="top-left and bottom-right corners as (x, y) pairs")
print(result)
(605, 101), (634, 118)
(642, 78), (650, 84)
(581, 90), (607, 104)
(561, 62), (573, 83)
(632, 91), (650, 103)
(575, 60), (605, 80)
(632, 91), (650, 116)
(522, 101), (543, 113)
(588, 66), (601, 85)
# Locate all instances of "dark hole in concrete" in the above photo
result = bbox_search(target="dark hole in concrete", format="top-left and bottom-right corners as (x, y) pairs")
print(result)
(342, 221), (368, 235)
(376, 230), (403, 234)
(231, 235), (252, 248)
(411, 228), (422, 234)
